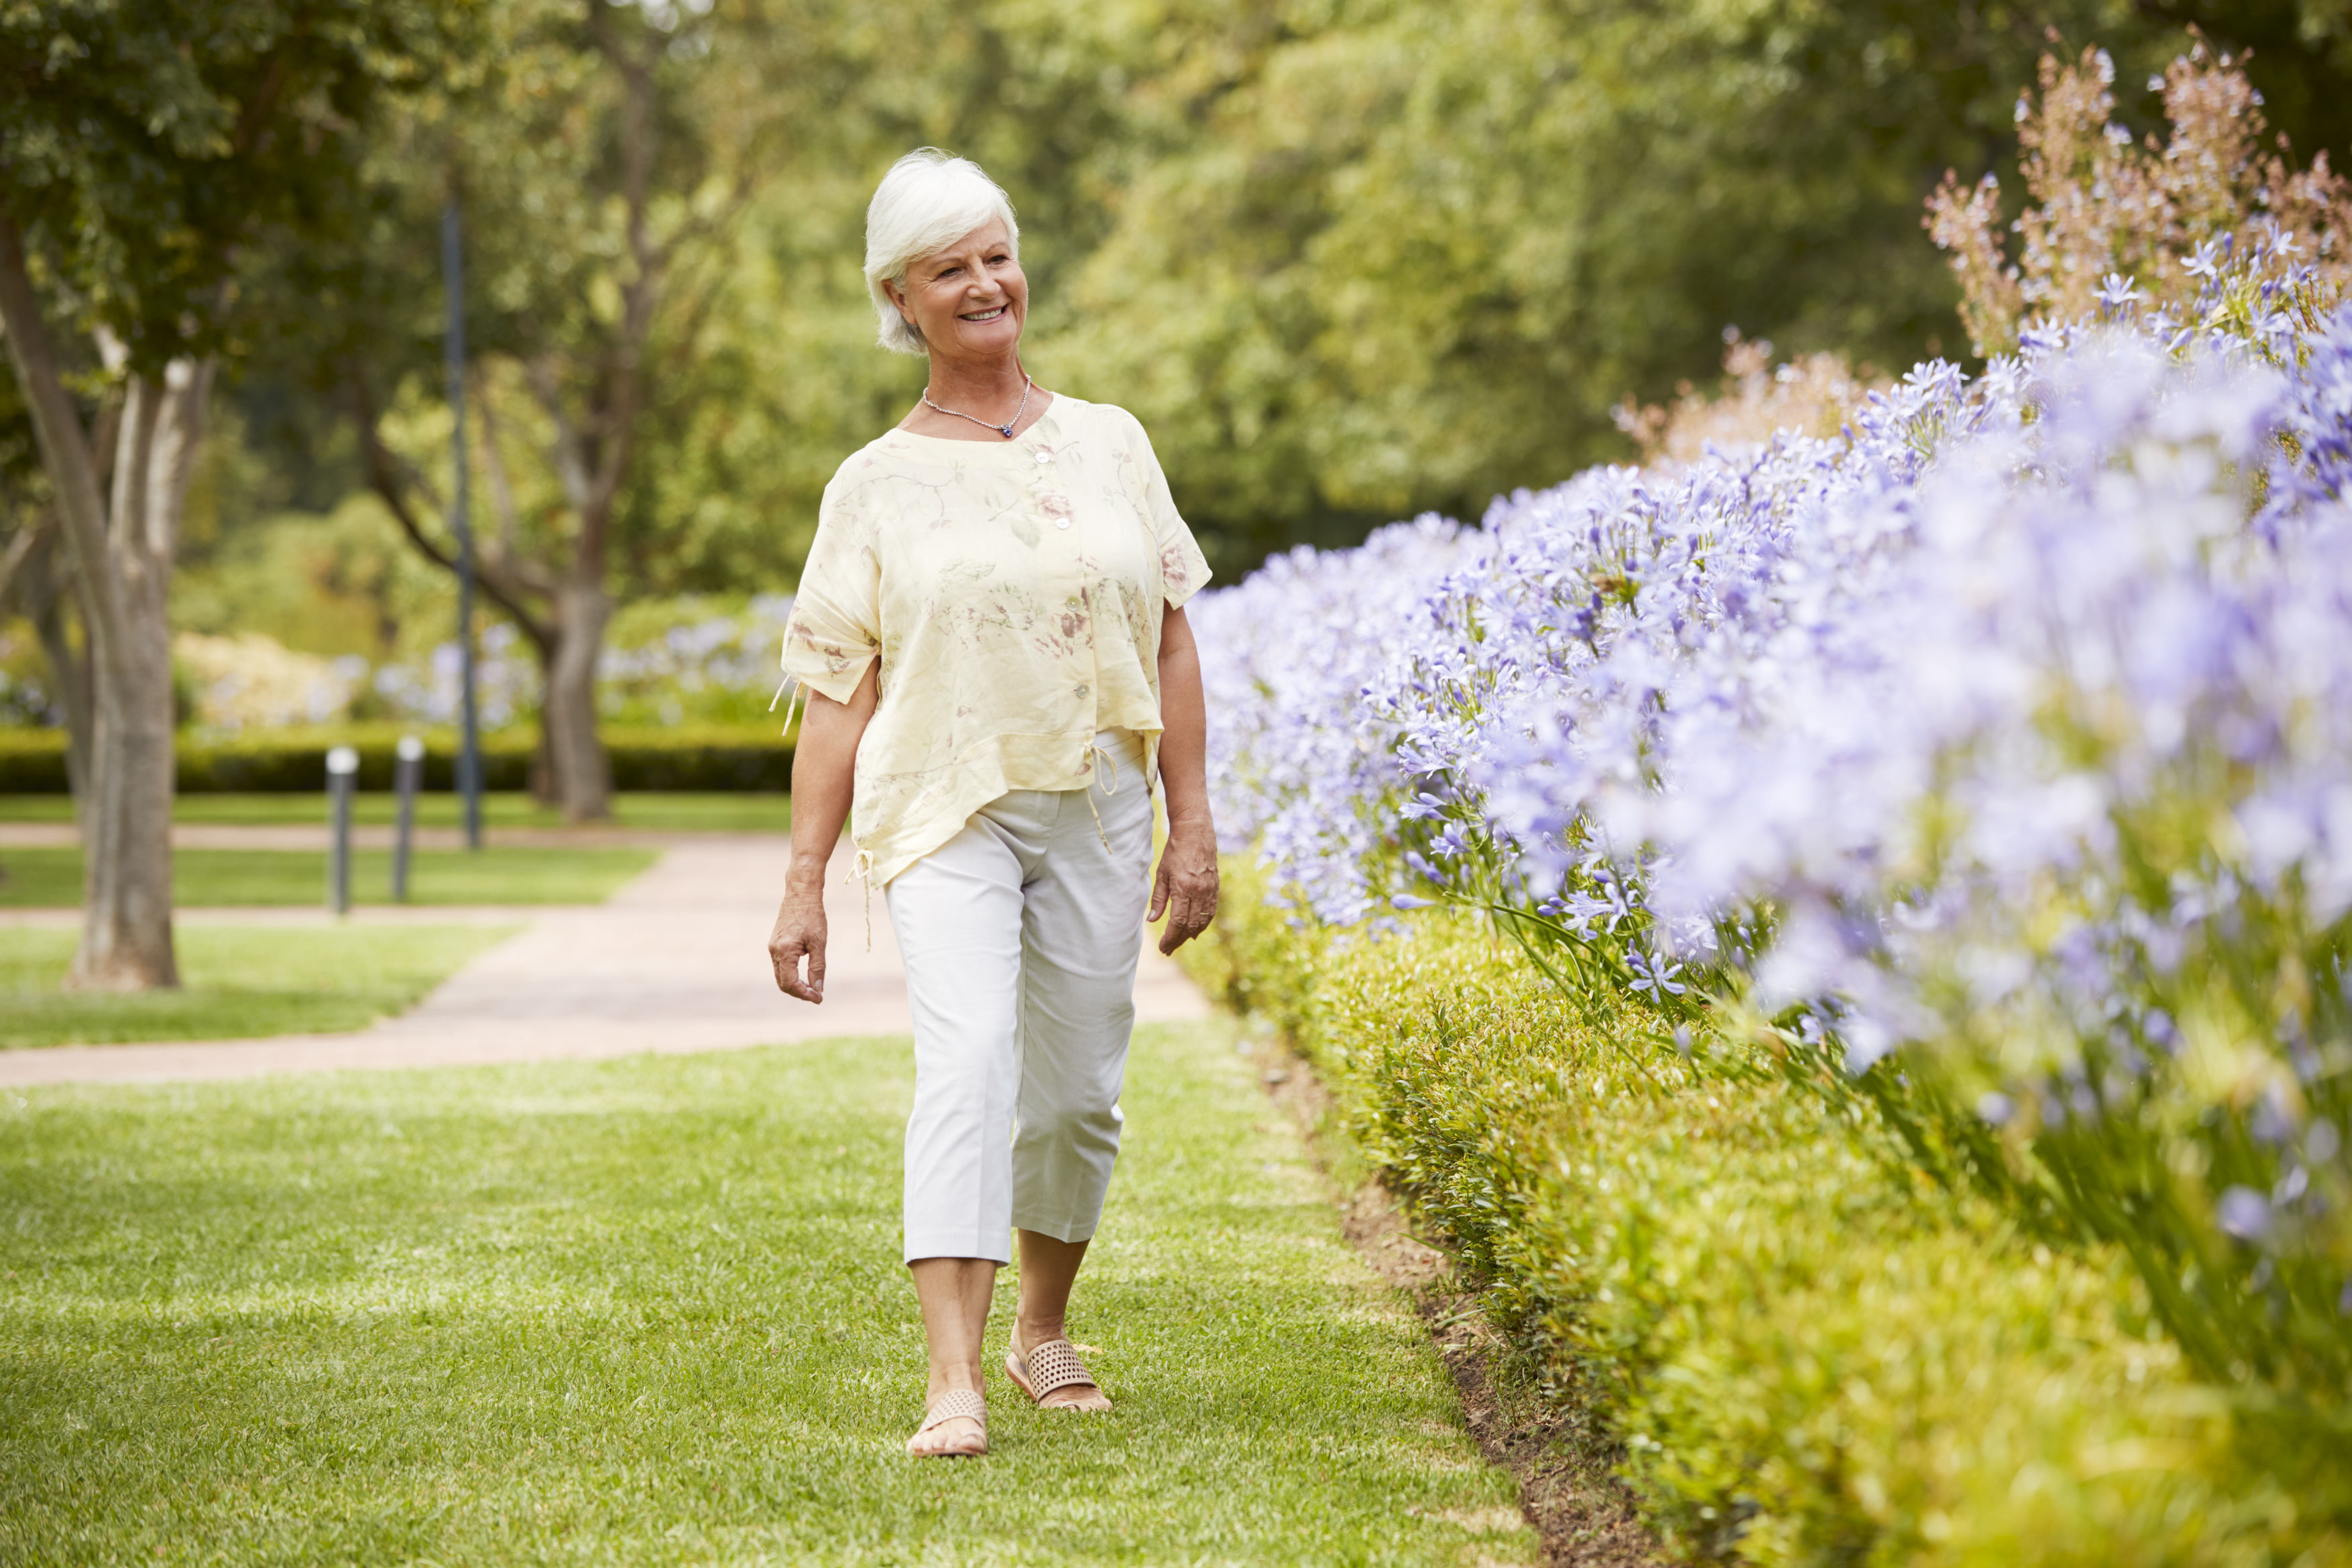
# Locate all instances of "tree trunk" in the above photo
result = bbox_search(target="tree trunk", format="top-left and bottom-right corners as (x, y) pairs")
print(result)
(0, 204), (199, 991)
(542, 575), (613, 822)
(72, 362), (209, 989)
(19, 530), (95, 812)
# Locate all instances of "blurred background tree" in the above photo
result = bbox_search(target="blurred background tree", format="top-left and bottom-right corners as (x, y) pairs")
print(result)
(287, 0), (827, 819)
(0, 0), (471, 985)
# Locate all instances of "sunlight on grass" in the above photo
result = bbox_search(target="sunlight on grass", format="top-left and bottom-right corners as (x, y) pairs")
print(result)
(0, 847), (656, 908)
(0, 924), (516, 1049)
(0, 1022), (1531, 1565)
(0, 792), (788, 833)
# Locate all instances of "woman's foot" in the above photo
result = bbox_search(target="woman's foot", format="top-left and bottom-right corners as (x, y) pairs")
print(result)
(906, 1386), (988, 1457)
(1006, 1326), (1112, 1412)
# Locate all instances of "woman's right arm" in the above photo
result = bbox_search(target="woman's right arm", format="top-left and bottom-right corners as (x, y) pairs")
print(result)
(767, 661), (881, 1002)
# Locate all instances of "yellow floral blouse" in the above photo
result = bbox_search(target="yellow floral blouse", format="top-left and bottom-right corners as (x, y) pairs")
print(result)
(781, 395), (1212, 888)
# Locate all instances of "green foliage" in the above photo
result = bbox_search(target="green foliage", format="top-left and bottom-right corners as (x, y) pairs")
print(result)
(1034, 0), (2177, 568)
(2142, 1), (2352, 170)
(1186, 857), (2352, 1565)
(0, 923), (512, 1049)
(170, 0), (2352, 605)
(0, 0), (474, 373)
(173, 491), (448, 664)
(0, 1024), (1533, 1563)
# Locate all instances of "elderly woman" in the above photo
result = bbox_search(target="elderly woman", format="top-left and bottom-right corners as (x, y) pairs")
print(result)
(766, 149), (1219, 1459)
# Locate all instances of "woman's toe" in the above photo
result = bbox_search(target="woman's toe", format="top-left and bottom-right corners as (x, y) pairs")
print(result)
(906, 1414), (986, 1455)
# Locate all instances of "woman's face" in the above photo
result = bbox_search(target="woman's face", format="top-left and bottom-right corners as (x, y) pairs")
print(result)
(888, 218), (1026, 363)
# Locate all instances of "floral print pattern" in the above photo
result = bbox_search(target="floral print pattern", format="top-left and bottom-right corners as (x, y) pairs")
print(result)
(783, 396), (1210, 887)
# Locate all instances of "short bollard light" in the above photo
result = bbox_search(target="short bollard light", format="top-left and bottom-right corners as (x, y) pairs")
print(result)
(392, 735), (425, 902)
(327, 744), (359, 915)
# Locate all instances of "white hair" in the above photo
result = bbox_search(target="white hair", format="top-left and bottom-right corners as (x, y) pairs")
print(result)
(864, 149), (1021, 355)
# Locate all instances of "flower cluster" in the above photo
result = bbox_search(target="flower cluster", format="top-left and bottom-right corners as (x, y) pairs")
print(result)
(596, 593), (796, 726)
(1926, 42), (2352, 357)
(173, 632), (367, 732)
(357, 595), (796, 731)
(1193, 302), (2352, 1398)
(369, 621), (536, 731)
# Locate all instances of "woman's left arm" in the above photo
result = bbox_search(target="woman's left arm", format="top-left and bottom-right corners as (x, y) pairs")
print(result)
(1151, 604), (1219, 953)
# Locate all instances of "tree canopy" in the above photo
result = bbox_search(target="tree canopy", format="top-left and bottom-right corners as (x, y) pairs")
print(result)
(601, 0), (2308, 579)
(34, 0), (2352, 638)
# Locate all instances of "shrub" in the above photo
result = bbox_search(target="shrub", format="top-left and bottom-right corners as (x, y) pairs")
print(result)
(1188, 861), (2347, 1565)
(0, 723), (790, 794)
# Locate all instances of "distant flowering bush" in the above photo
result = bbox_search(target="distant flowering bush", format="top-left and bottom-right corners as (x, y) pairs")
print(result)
(1196, 280), (2352, 1407)
(355, 595), (795, 732)
(597, 593), (795, 727)
(369, 621), (536, 731)
(0, 627), (56, 725)
(172, 632), (365, 732)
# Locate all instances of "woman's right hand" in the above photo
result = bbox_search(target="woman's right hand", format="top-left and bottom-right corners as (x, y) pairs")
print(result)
(768, 890), (829, 1003)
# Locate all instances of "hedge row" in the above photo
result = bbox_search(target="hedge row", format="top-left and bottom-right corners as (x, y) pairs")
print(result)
(1181, 858), (2344, 1567)
(0, 724), (791, 794)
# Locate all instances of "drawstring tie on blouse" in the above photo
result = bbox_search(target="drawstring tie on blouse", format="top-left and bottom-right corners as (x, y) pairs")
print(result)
(1081, 735), (1122, 853)
(767, 673), (805, 739)
(850, 847), (874, 953)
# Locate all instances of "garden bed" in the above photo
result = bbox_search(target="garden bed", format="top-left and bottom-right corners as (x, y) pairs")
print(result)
(1183, 861), (2345, 1566)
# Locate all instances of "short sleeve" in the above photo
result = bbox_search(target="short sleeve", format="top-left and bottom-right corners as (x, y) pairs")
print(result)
(781, 478), (881, 704)
(1121, 412), (1213, 608)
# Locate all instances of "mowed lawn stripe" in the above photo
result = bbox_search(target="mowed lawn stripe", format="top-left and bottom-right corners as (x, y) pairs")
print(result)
(0, 926), (520, 1051)
(0, 1020), (1532, 1567)
(0, 792), (788, 833)
(0, 845), (656, 908)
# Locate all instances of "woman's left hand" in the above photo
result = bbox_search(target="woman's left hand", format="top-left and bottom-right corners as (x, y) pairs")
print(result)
(1150, 818), (1220, 954)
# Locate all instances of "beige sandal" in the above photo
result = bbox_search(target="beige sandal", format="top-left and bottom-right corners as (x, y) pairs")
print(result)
(906, 1388), (988, 1457)
(1006, 1337), (1110, 1410)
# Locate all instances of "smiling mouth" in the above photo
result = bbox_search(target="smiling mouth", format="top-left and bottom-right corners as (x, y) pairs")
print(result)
(960, 306), (1008, 322)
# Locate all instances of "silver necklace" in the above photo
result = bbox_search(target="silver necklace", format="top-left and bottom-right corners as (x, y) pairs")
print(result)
(922, 374), (1032, 439)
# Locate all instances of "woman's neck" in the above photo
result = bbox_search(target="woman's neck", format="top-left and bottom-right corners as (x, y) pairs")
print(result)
(901, 350), (1051, 441)
(924, 352), (1028, 416)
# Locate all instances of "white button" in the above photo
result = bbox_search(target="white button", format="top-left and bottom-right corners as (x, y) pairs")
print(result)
(1035, 449), (1054, 465)
(1055, 518), (1071, 529)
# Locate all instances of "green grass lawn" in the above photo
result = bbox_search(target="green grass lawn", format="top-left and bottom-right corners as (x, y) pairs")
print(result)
(0, 791), (789, 833)
(0, 846), (656, 908)
(0, 1021), (1533, 1565)
(0, 924), (516, 1050)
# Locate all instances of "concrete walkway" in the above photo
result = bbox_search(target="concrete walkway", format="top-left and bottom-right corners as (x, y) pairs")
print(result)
(0, 835), (1206, 1087)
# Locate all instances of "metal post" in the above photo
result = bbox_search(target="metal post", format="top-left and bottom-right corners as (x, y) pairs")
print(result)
(443, 198), (484, 853)
(327, 745), (359, 916)
(392, 735), (424, 902)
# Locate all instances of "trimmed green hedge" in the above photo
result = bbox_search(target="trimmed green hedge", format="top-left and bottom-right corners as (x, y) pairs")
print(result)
(1181, 857), (2347, 1567)
(0, 724), (791, 794)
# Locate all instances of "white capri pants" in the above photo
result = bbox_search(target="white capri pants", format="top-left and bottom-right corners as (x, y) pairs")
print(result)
(885, 729), (1155, 1264)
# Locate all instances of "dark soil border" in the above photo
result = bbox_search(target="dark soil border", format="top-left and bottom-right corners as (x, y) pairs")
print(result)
(1242, 1028), (1665, 1568)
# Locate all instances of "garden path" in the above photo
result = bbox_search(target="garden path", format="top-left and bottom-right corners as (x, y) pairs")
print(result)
(0, 834), (1207, 1087)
